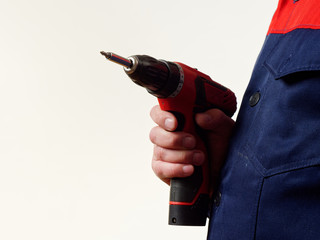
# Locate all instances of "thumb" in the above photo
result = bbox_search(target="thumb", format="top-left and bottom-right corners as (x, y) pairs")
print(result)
(195, 109), (235, 137)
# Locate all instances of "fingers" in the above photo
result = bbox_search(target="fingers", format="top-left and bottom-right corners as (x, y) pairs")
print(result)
(153, 145), (205, 166)
(151, 157), (194, 185)
(149, 126), (196, 150)
(195, 108), (235, 136)
(149, 106), (235, 188)
(149, 105), (206, 184)
(150, 105), (177, 131)
(150, 127), (205, 184)
(152, 146), (205, 185)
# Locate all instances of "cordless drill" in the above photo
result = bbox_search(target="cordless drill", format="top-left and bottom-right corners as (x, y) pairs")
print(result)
(101, 52), (237, 226)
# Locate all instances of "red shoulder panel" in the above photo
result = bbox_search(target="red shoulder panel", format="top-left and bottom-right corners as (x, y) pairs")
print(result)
(268, 0), (320, 34)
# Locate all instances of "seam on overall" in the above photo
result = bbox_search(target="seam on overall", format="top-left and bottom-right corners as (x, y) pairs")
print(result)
(263, 33), (293, 77)
(253, 178), (265, 240)
(265, 160), (320, 177)
(268, 3), (298, 33)
(283, 3), (298, 32)
(237, 149), (267, 177)
(275, 65), (320, 78)
(235, 148), (266, 240)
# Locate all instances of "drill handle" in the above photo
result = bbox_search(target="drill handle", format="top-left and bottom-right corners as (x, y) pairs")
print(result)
(157, 104), (210, 226)
(169, 114), (210, 226)
(159, 63), (236, 226)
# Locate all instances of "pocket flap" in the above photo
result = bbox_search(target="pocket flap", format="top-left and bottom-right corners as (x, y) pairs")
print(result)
(264, 29), (320, 79)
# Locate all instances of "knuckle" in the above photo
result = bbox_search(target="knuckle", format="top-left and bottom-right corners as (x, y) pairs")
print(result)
(151, 158), (171, 179)
(180, 150), (194, 164)
(151, 158), (161, 175)
(150, 105), (168, 126)
(153, 145), (164, 160)
(208, 110), (225, 125)
(167, 167), (180, 178)
(149, 127), (158, 144)
(165, 133), (180, 146)
(150, 105), (160, 121)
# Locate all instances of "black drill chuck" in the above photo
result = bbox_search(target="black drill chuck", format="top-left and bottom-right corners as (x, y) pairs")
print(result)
(126, 55), (184, 98)
(101, 52), (184, 98)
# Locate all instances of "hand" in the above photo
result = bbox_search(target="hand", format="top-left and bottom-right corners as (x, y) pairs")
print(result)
(149, 105), (235, 189)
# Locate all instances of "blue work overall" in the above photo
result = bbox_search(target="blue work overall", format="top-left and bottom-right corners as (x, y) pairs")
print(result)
(207, 0), (320, 239)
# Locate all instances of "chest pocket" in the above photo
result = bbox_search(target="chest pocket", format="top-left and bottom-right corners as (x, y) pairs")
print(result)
(263, 28), (320, 116)
(264, 28), (320, 79)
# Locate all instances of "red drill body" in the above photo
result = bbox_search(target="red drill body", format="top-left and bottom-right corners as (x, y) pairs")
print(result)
(101, 52), (237, 226)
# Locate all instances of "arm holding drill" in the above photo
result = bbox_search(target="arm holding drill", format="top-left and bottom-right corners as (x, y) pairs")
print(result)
(150, 106), (235, 195)
(101, 52), (236, 226)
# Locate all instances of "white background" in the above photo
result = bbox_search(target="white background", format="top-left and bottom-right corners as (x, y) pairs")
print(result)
(0, 0), (277, 239)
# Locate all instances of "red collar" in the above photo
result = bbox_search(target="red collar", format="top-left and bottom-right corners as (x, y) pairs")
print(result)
(268, 0), (320, 34)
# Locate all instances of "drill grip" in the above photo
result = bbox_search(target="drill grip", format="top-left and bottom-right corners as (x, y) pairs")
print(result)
(158, 109), (210, 226)
(158, 62), (236, 226)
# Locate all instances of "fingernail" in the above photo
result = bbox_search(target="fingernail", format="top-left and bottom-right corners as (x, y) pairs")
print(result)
(183, 136), (196, 149)
(193, 152), (204, 165)
(165, 118), (175, 130)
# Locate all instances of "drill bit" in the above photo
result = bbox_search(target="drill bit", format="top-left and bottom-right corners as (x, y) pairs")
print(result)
(100, 51), (132, 68)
